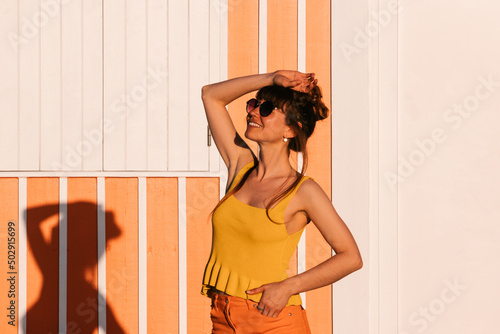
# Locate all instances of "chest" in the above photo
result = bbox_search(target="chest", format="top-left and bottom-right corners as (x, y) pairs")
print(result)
(230, 175), (308, 234)
(233, 176), (288, 208)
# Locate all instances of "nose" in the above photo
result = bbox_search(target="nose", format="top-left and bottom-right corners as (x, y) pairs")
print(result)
(248, 105), (261, 117)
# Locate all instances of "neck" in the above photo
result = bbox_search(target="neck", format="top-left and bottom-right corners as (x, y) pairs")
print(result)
(255, 143), (295, 180)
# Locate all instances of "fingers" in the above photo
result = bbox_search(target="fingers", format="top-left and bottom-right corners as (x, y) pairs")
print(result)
(256, 303), (279, 318)
(298, 76), (317, 93)
(246, 286), (265, 295)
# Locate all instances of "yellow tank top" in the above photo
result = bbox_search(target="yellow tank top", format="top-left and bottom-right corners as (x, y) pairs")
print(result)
(201, 161), (312, 306)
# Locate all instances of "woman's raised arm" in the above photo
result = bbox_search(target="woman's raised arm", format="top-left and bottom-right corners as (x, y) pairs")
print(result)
(201, 71), (315, 168)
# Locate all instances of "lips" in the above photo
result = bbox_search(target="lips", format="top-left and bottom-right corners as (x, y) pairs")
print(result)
(248, 121), (262, 128)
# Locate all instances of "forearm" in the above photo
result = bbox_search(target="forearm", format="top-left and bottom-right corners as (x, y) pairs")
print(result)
(283, 251), (363, 296)
(202, 72), (276, 105)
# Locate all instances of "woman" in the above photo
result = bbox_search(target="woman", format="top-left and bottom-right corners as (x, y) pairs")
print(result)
(200, 70), (362, 333)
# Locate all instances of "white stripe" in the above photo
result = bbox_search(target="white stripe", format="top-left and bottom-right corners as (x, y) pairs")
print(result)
(178, 178), (187, 334)
(219, 169), (227, 199)
(59, 178), (68, 334)
(297, 232), (306, 307)
(296, 152), (307, 306)
(18, 178), (27, 334)
(297, 0), (306, 72)
(258, 0), (267, 74)
(297, 152), (304, 173)
(138, 178), (147, 333)
(97, 177), (106, 334)
(297, 0), (306, 307)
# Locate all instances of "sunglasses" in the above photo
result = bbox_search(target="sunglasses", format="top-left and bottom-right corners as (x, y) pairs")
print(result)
(246, 98), (277, 117)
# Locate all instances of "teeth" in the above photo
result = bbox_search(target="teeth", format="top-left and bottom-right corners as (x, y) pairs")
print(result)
(248, 122), (262, 127)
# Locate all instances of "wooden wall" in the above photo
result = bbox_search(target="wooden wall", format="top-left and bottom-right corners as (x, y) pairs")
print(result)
(0, 0), (341, 333)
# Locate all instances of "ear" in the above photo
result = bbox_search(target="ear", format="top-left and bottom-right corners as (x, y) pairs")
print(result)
(284, 122), (302, 139)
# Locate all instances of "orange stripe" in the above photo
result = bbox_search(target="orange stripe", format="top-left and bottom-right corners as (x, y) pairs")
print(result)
(66, 178), (98, 333)
(26, 178), (59, 333)
(186, 178), (219, 333)
(267, 0), (300, 276)
(105, 178), (138, 333)
(228, 0), (260, 153)
(147, 178), (179, 333)
(267, 0), (298, 72)
(305, 0), (333, 332)
(0, 178), (18, 332)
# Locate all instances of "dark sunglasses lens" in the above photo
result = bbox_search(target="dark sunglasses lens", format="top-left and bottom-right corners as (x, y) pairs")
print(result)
(246, 98), (258, 113)
(259, 101), (274, 117)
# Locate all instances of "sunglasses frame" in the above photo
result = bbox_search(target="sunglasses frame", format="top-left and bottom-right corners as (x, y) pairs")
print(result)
(246, 98), (277, 117)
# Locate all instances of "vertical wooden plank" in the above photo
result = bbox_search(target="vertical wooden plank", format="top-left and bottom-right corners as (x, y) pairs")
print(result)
(18, 178), (27, 332)
(0, 178), (19, 332)
(147, 0), (168, 171)
(178, 178), (187, 333)
(26, 178), (59, 333)
(66, 178), (99, 333)
(82, 0), (104, 171)
(267, 0), (297, 72)
(105, 178), (138, 333)
(296, 0), (307, 305)
(189, 0), (210, 171)
(209, 0), (227, 172)
(258, 0), (267, 74)
(0, 1), (19, 170)
(61, 0), (83, 171)
(147, 178), (179, 333)
(40, 0), (62, 170)
(331, 0), (370, 332)
(305, 0), (333, 332)
(378, 0), (399, 331)
(18, 0), (41, 170)
(96, 177), (106, 334)
(58, 178), (67, 334)
(186, 178), (219, 333)
(104, 0), (126, 170)
(167, 0), (189, 170)
(126, 0), (147, 170)
(138, 178), (147, 333)
(227, 0), (259, 152)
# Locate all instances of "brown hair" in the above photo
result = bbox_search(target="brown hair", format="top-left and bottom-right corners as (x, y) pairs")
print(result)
(212, 84), (329, 222)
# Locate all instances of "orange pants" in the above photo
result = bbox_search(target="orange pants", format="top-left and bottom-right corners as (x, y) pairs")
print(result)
(210, 293), (312, 333)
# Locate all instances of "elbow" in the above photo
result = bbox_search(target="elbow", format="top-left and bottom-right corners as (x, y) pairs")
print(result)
(353, 254), (363, 271)
(201, 84), (212, 101)
(355, 257), (363, 271)
(350, 253), (363, 272)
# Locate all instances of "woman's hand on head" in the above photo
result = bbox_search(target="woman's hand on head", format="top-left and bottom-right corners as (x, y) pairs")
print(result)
(246, 281), (293, 317)
(273, 70), (318, 93)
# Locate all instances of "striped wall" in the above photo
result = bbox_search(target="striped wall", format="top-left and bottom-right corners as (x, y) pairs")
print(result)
(228, 1), (333, 332)
(0, 0), (338, 333)
(0, 0), (222, 172)
(0, 177), (220, 333)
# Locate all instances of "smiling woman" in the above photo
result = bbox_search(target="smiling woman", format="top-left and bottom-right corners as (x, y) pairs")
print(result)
(200, 71), (363, 333)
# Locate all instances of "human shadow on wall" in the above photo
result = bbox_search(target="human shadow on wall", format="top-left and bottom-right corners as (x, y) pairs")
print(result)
(23, 202), (125, 334)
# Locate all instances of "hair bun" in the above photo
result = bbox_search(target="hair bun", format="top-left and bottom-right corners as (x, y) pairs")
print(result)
(309, 85), (329, 121)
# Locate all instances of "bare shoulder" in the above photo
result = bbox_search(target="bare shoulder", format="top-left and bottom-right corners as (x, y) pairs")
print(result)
(296, 177), (328, 199)
(294, 177), (334, 212)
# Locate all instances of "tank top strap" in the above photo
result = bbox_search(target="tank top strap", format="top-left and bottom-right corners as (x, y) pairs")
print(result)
(273, 175), (314, 211)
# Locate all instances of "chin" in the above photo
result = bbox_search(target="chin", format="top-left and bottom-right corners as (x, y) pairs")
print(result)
(244, 129), (259, 143)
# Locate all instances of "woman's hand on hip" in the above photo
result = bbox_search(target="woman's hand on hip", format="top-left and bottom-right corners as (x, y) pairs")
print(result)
(246, 281), (293, 317)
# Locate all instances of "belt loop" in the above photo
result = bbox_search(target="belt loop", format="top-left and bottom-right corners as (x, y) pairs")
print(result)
(211, 293), (218, 311)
